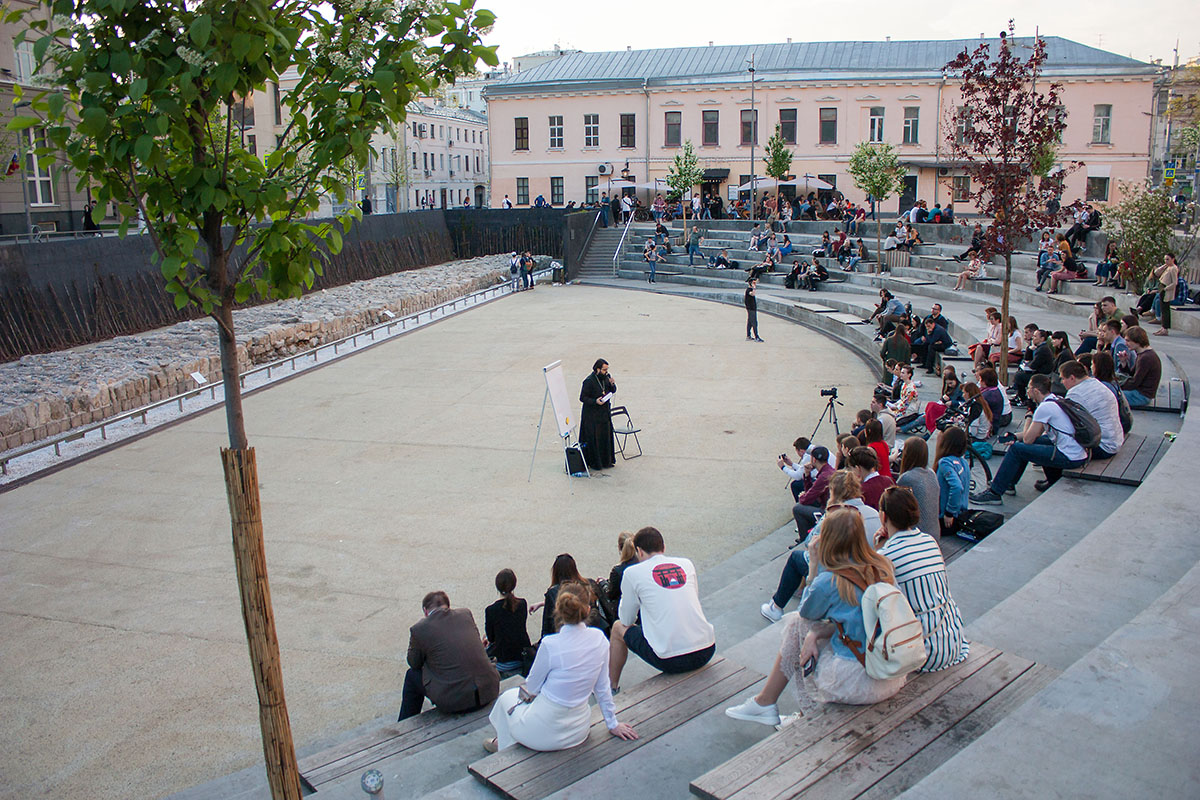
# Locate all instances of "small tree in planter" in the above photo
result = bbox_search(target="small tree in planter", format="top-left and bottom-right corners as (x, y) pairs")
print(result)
(763, 124), (793, 218)
(666, 139), (703, 239)
(848, 142), (906, 273)
(944, 24), (1072, 384)
(1106, 182), (1199, 292)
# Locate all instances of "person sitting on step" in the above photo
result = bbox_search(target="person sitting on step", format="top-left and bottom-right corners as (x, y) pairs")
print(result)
(725, 509), (907, 727)
(399, 591), (500, 721)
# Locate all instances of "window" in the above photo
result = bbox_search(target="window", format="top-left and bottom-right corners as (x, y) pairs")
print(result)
(423, 152), (429, 170)
(438, 125), (443, 139)
(13, 39), (36, 83)
(551, 177), (564, 205)
(584, 114), (599, 147)
(902, 107), (919, 144)
(952, 175), (971, 202)
(779, 109), (797, 144)
(740, 109), (757, 145)
(1086, 177), (1110, 202)
(702, 110), (719, 146)
(412, 121), (418, 136)
(24, 129), (53, 205)
(955, 108), (973, 145)
(246, 134), (257, 156)
(868, 107), (884, 143)
(475, 155), (480, 172)
(439, 153), (444, 170)
(585, 176), (599, 203)
(233, 94), (255, 128)
(664, 111), (681, 147)
(272, 82), (283, 125)
(620, 113), (636, 148)
(275, 134), (283, 149)
(819, 108), (837, 144)
(412, 151), (417, 169)
(514, 117), (529, 150)
(1092, 104), (1112, 144)
(548, 115), (563, 149)
(516, 177), (529, 205)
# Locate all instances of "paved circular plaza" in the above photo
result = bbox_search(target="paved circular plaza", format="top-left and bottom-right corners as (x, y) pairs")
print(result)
(0, 284), (877, 799)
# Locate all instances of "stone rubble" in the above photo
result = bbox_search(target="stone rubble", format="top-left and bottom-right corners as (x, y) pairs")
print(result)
(0, 255), (525, 451)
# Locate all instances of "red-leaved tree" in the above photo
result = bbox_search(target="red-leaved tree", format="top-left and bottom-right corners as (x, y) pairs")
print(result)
(945, 24), (1076, 383)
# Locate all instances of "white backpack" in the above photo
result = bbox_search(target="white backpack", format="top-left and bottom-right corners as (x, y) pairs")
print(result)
(833, 571), (927, 680)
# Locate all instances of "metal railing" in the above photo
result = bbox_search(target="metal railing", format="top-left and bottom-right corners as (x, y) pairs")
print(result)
(0, 269), (550, 477)
(0, 226), (116, 245)
(612, 208), (637, 277)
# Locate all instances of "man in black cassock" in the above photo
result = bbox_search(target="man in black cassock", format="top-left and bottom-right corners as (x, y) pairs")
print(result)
(579, 358), (617, 469)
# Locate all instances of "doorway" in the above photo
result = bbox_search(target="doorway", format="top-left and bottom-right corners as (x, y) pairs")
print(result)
(898, 175), (917, 214)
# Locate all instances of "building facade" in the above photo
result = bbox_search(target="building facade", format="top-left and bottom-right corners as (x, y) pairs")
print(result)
(485, 38), (1159, 213)
(0, 0), (93, 236)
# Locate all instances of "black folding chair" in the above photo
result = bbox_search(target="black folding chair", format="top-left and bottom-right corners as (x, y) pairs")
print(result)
(610, 406), (642, 460)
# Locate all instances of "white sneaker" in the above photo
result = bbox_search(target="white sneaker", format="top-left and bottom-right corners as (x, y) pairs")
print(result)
(725, 697), (781, 726)
(760, 601), (783, 623)
(776, 712), (805, 730)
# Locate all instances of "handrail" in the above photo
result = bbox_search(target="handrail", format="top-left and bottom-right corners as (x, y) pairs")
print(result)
(0, 268), (552, 478)
(612, 206), (637, 278)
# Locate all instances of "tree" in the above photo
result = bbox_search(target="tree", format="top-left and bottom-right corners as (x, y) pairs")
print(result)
(1165, 59), (1200, 177)
(1105, 182), (1199, 291)
(666, 139), (703, 238)
(8, 1), (495, 797)
(763, 124), (792, 182)
(848, 142), (906, 273)
(945, 24), (1072, 384)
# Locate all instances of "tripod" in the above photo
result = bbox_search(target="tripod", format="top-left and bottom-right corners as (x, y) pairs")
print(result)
(811, 393), (843, 440)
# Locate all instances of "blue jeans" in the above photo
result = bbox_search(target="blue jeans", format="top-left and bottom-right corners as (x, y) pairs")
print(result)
(771, 548), (811, 609)
(988, 435), (1087, 494)
(1123, 389), (1152, 407)
(647, 260), (656, 282)
(848, 256), (861, 271)
(688, 244), (701, 265)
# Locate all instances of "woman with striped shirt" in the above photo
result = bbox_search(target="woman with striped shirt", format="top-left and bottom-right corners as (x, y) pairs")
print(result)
(874, 487), (969, 672)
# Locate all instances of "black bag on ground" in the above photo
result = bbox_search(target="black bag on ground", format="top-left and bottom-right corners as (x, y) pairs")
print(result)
(565, 446), (587, 475)
(954, 510), (1006, 543)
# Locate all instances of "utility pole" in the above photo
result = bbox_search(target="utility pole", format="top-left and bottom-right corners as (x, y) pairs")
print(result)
(748, 54), (757, 221)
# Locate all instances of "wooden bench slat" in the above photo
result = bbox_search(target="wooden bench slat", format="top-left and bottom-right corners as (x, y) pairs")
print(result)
(796, 652), (1037, 800)
(690, 645), (1000, 800)
(504, 667), (762, 799)
(721, 647), (1003, 800)
(300, 706), (491, 787)
(470, 657), (742, 781)
(1124, 434), (1168, 483)
(855, 663), (1058, 800)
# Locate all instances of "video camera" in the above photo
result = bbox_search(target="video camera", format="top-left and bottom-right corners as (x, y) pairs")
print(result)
(820, 387), (838, 398)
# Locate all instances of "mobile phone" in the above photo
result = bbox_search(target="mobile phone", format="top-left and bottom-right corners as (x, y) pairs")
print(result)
(802, 657), (816, 676)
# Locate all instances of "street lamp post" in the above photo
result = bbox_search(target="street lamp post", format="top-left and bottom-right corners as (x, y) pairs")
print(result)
(748, 56), (756, 221)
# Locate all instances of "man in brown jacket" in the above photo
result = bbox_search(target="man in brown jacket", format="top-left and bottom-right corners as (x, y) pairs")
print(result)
(398, 591), (500, 720)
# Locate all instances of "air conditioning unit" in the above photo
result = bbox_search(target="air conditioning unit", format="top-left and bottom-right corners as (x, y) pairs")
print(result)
(938, 167), (950, 176)
(597, 164), (612, 175)
(424, 169), (431, 177)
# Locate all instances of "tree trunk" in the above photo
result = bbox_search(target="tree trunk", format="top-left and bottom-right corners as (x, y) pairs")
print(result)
(214, 292), (301, 799)
(999, 253), (1012, 386)
(221, 446), (303, 800)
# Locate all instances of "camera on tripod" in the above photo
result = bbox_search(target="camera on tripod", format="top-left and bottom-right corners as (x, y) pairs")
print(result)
(820, 387), (838, 398)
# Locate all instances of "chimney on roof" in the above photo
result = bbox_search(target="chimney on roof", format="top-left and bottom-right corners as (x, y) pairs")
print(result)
(709, 41), (713, 47)
(627, 46), (631, 51)
(786, 37), (791, 44)
(980, 33), (985, 39)
(885, 36), (891, 42)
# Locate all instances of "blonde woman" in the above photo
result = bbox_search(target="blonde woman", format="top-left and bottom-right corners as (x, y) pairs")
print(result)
(728, 509), (907, 726)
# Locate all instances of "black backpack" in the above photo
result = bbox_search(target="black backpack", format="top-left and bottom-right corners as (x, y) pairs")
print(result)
(1049, 397), (1102, 449)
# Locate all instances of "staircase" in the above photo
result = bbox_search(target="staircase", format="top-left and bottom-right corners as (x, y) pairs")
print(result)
(574, 227), (636, 280)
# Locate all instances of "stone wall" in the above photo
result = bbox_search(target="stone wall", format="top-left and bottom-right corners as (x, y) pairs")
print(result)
(0, 255), (529, 452)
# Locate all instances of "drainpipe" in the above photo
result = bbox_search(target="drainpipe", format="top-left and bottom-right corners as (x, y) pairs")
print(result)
(935, 72), (946, 208)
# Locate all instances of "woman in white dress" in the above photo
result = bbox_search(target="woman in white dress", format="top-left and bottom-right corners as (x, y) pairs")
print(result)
(485, 583), (637, 752)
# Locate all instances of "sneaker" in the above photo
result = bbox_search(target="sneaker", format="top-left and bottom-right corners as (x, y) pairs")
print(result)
(725, 697), (781, 726)
(1034, 478), (1053, 492)
(746, 336), (754, 341)
(776, 712), (805, 730)
(755, 337), (765, 343)
(969, 489), (1003, 505)
(760, 601), (783, 623)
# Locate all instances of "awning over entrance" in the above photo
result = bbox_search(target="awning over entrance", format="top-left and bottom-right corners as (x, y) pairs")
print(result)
(701, 168), (730, 180)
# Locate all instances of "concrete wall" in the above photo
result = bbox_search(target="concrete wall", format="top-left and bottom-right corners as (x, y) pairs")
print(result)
(0, 209), (567, 362)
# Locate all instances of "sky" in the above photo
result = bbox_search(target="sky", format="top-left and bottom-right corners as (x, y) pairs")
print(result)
(477, 0), (1200, 69)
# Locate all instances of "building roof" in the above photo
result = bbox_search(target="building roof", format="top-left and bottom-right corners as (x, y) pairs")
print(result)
(406, 100), (487, 125)
(485, 37), (1158, 96)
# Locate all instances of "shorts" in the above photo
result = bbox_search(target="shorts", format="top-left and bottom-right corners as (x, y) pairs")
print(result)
(623, 624), (715, 674)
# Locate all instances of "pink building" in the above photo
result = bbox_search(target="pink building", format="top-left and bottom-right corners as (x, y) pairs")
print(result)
(484, 38), (1158, 214)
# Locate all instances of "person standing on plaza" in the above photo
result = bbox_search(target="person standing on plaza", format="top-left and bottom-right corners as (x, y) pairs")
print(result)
(579, 358), (617, 470)
(745, 277), (763, 342)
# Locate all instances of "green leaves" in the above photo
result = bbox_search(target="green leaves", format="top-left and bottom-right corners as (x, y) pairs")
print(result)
(189, 16), (212, 49)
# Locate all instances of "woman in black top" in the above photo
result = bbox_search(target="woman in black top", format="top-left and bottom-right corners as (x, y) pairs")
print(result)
(530, 554), (607, 639)
(606, 531), (638, 606)
(484, 569), (532, 675)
